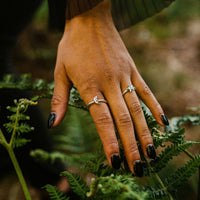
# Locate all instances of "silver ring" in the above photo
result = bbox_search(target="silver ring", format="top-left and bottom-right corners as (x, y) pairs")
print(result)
(122, 84), (135, 96)
(87, 96), (107, 108)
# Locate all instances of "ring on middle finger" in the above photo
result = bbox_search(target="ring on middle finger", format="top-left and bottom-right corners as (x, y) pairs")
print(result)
(122, 84), (135, 96)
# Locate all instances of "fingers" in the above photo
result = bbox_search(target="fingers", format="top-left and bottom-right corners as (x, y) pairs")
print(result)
(80, 91), (121, 170)
(104, 87), (143, 176)
(48, 63), (72, 128)
(132, 70), (169, 126)
(121, 81), (156, 159)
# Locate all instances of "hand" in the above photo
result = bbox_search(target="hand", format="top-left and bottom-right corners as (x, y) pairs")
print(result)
(48, 0), (169, 176)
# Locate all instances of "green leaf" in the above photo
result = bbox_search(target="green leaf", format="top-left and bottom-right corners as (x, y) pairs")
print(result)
(30, 149), (96, 167)
(151, 141), (199, 172)
(7, 113), (30, 122)
(43, 184), (69, 200)
(12, 138), (31, 148)
(61, 171), (88, 199)
(164, 155), (200, 192)
(87, 174), (149, 200)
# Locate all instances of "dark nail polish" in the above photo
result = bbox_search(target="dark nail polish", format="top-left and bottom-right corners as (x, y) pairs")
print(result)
(48, 113), (56, 129)
(146, 144), (156, 159)
(111, 154), (121, 169)
(161, 114), (169, 126)
(134, 160), (143, 177)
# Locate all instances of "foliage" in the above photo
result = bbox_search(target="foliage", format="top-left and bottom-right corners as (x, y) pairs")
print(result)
(86, 174), (149, 200)
(43, 185), (69, 200)
(0, 97), (38, 200)
(0, 74), (200, 200)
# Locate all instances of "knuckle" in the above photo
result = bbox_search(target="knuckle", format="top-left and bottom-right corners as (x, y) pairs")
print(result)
(103, 68), (116, 83)
(126, 145), (139, 158)
(129, 101), (142, 114)
(141, 85), (152, 96)
(78, 82), (98, 98)
(94, 112), (113, 127)
(118, 113), (132, 127)
(104, 141), (119, 154)
(152, 103), (163, 114)
(140, 130), (151, 140)
(51, 95), (66, 106)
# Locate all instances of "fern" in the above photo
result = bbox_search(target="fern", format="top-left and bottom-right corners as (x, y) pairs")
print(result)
(43, 184), (69, 200)
(164, 155), (200, 192)
(1, 74), (200, 200)
(12, 137), (31, 148)
(86, 174), (149, 200)
(0, 98), (38, 200)
(151, 141), (199, 173)
(30, 149), (96, 167)
(143, 185), (168, 199)
(61, 171), (88, 199)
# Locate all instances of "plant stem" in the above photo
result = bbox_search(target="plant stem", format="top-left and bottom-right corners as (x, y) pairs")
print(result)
(183, 149), (200, 200)
(0, 129), (31, 200)
(183, 149), (195, 159)
(7, 145), (32, 200)
(9, 105), (20, 147)
(0, 128), (7, 147)
(147, 162), (174, 200)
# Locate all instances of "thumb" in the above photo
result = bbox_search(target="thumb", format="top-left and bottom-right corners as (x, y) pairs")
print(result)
(48, 64), (72, 128)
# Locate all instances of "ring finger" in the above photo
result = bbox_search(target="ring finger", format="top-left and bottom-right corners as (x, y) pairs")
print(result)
(104, 86), (143, 176)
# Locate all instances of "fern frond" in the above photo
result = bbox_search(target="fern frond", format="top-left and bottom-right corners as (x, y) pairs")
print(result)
(166, 114), (200, 135)
(164, 155), (200, 192)
(142, 103), (158, 130)
(16, 123), (34, 134)
(43, 184), (69, 200)
(61, 171), (88, 199)
(3, 122), (33, 135)
(69, 87), (87, 110)
(84, 156), (111, 177)
(7, 113), (30, 122)
(151, 141), (199, 172)
(12, 137), (31, 148)
(3, 122), (15, 134)
(30, 149), (96, 167)
(143, 185), (167, 199)
(152, 127), (186, 148)
(87, 174), (149, 200)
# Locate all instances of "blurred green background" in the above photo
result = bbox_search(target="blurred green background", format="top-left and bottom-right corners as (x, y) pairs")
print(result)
(1, 0), (200, 199)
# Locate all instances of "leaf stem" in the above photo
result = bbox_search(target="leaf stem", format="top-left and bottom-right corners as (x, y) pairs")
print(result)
(147, 162), (174, 200)
(0, 128), (8, 147)
(9, 104), (20, 147)
(183, 149), (195, 159)
(6, 145), (32, 200)
(0, 129), (31, 200)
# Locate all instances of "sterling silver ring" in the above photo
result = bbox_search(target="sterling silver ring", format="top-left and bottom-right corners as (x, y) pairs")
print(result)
(87, 96), (107, 108)
(122, 84), (135, 96)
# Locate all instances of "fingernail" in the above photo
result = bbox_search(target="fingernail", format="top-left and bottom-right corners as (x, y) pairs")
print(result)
(48, 113), (56, 129)
(111, 154), (121, 169)
(146, 144), (156, 159)
(161, 114), (169, 126)
(133, 160), (143, 177)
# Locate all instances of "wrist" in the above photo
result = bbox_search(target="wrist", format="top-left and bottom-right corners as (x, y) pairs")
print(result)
(64, 0), (114, 33)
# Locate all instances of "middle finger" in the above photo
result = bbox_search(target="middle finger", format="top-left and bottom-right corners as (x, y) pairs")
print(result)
(104, 85), (143, 176)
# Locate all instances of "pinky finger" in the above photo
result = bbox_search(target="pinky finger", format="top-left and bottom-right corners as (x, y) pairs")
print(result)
(132, 72), (169, 126)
